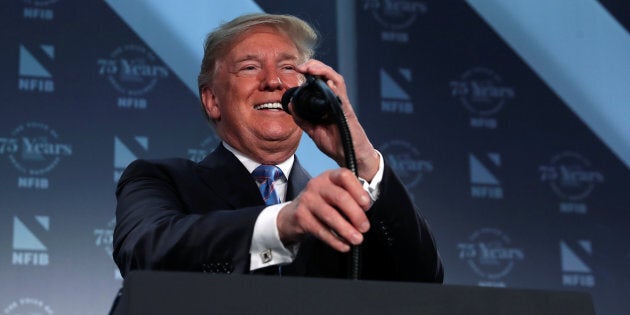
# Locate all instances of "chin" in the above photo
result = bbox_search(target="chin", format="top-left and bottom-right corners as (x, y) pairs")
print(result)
(263, 129), (302, 145)
(261, 122), (297, 137)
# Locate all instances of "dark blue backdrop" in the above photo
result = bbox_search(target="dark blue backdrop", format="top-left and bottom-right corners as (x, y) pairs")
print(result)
(1, 1), (628, 314)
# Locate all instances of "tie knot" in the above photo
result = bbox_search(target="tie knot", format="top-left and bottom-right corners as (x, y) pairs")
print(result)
(252, 165), (283, 183)
(252, 165), (284, 206)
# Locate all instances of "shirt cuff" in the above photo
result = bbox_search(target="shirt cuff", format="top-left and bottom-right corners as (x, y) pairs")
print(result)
(358, 150), (384, 201)
(249, 202), (299, 271)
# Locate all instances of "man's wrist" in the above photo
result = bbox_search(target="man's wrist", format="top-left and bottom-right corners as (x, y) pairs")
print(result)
(249, 202), (298, 270)
(357, 148), (380, 182)
(358, 150), (384, 201)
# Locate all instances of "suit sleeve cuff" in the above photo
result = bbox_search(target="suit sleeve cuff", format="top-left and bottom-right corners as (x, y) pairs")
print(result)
(249, 202), (299, 271)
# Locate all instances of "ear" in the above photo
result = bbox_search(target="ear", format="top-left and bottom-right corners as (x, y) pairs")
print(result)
(201, 87), (221, 121)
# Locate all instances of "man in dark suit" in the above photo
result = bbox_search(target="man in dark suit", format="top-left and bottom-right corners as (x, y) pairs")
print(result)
(113, 13), (443, 282)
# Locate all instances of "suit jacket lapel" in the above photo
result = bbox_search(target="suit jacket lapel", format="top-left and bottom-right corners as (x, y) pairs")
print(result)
(197, 144), (263, 208)
(286, 156), (311, 200)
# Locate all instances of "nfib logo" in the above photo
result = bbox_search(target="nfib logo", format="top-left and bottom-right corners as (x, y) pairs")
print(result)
(12, 215), (50, 266)
(560, 240), (595, 287)
(18, 44), (55, 93)
(470, 153), (503, 199)
(380, 67), (414, 114)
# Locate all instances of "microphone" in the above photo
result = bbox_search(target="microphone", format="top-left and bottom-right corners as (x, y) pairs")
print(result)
(281, 74), (340, 124)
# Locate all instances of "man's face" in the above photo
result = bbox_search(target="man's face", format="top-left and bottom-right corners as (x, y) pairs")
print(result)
(202, 26), (304, 164)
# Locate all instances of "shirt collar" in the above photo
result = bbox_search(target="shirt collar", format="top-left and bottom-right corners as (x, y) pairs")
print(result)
(222, 142), (294, 180)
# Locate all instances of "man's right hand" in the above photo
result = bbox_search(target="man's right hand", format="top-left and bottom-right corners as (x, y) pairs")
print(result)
(276, 168), (372, 252)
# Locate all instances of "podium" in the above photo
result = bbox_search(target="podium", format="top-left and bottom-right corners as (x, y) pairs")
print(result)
(112, 271), (595, 315)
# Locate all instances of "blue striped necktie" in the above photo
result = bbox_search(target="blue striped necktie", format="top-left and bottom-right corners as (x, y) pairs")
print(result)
(252, 165), (283, 205)
(252, 164), (285, 276)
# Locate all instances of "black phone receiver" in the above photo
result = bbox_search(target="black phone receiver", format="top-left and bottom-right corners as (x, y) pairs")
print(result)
(281, 74), (340, 124)
(281, 74), (361, 280)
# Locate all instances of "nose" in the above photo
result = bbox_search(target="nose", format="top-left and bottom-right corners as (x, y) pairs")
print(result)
(259, 68), (284, 91)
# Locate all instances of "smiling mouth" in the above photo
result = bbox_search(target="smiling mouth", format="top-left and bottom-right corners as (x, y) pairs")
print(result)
(254, 102), (283, 111)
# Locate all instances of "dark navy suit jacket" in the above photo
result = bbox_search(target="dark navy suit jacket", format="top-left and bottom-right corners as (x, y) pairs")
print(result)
(113, 144), (443, 282)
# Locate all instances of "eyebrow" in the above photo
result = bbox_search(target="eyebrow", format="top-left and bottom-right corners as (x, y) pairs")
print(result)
(234, 52), (299, 64)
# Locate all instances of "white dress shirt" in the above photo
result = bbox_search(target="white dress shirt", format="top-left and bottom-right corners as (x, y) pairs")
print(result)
(221, 142), (385, 271)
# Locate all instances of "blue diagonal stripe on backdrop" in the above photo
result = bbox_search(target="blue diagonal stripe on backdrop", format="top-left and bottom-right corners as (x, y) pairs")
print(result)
(467, 0), (630, 169)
